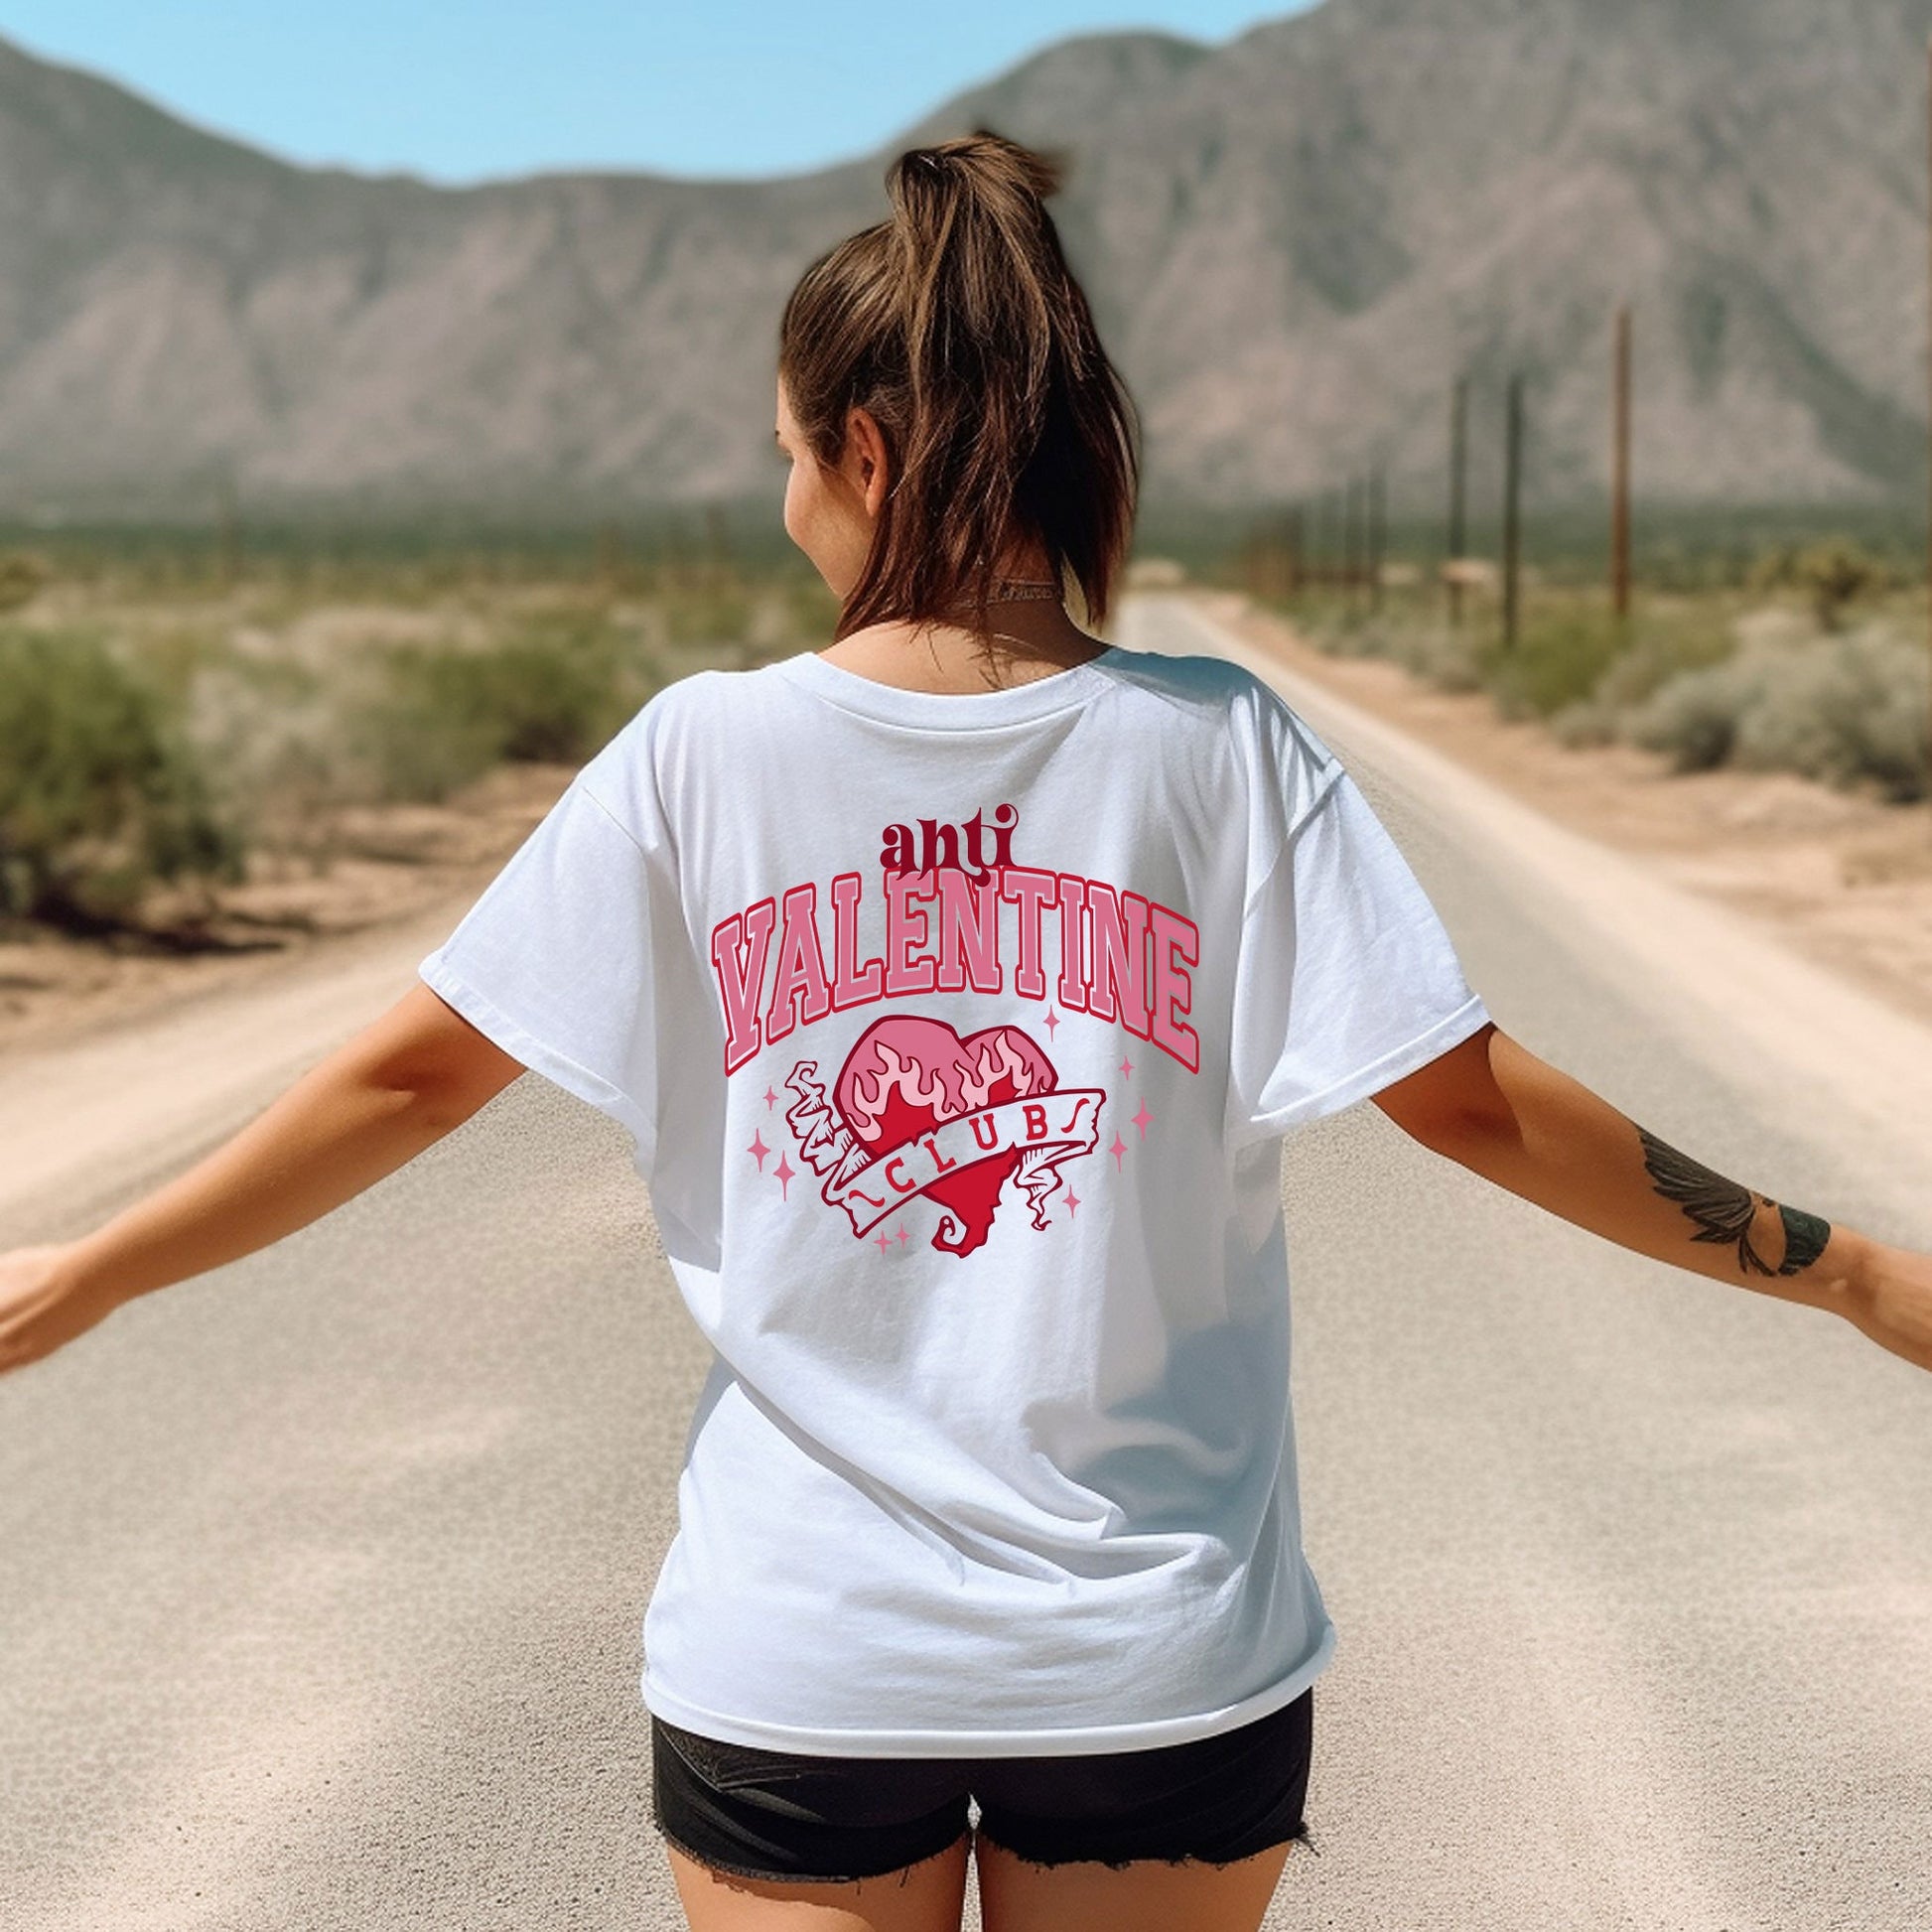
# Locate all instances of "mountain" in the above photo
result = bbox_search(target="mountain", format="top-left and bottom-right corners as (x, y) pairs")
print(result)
(0, 0), (1928, 517)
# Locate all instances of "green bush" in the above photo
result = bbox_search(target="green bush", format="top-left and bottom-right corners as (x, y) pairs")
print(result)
(1623, 626), (1930, 799)
(1549, 603), (1738, 745)
(0, 628), (245, 928)
(1794, 539), (1886, 631)
(0, 552), (50, 613)
(1622, 657), (1753, 770)
(1477, 606), (1628, 721)
(345, 621), (660, 803)
(1749, 537), (1890, 631)
(1385, 619), (1485, 693)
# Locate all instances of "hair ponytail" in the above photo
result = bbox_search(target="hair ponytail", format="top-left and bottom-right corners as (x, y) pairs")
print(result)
(778, 127), (1141, 643)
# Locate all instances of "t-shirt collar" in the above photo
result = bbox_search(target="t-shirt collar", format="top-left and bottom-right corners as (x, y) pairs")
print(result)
(774, 644), (1124, 730)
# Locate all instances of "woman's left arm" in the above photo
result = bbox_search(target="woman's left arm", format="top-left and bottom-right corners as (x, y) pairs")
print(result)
(1372, 1022), (1932, 1374)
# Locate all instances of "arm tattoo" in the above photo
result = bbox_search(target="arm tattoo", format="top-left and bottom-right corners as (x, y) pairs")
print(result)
(1635, 1126), (1831, 1278)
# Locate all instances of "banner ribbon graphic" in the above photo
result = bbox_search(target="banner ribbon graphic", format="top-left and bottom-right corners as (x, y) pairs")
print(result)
(785, 1062), (1104, 1237)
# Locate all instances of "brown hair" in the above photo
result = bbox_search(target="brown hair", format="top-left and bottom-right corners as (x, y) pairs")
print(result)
(777, 127), (1141, 644)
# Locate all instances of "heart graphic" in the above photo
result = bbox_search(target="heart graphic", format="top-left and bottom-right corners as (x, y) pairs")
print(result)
(833, 1016), (1057, 1256)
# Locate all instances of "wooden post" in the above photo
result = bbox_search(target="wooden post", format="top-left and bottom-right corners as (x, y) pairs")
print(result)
(1448, 373), (1469, 626)
(1367, 467), (1386, 615)
(215, 472), (241, 592)
(1612, 305), (1632, 623)
(1502, 373), (1524, 654)
(596, 518), (623, 590)
(1352, 475), (1367, 603)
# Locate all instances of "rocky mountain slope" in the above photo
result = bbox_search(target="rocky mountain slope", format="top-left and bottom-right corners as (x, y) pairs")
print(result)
(1, 0), (1927, 515)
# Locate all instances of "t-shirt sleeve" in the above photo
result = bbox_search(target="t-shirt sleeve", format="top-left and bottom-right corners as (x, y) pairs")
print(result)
(1229, 743), (1491, 1143)
(416, 766), (666, 1175)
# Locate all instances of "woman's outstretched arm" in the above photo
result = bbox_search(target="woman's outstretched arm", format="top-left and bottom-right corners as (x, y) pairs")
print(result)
(1372, 1022), (1932, 1374)
(0, 983), (526, 1376)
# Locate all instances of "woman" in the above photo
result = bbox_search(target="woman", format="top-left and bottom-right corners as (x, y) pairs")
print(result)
(3, 130), (1929, 1932)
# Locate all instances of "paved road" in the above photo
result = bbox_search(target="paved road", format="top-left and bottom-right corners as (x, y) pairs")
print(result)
(3, 592), (1929, 1930)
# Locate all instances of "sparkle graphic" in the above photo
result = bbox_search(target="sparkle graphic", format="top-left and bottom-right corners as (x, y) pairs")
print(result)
(1131, 1100), (1154, 1140)
(896, 1223), (908, 1245)
(1109, 1132), (1128, 1170)
(762, 1085), (778, 1109)
(1119, 1053), (1134, 1079)
(1042, 1008), (1060, 1039)
(1064, 1187), (1081, 1216)
(773, 1152), (796, 1198)
(748, 1130), (771, 1171)
(875, 1231), (891, 1254)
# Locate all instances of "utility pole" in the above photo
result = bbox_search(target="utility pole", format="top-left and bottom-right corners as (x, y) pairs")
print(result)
(1256, 515), (1277, 600)
(1367, 467), (1386, 615)
(215, 471), (241, 594)
(1448, 373), (1469, 626)
(1502, 373), (1525, 654)
(1612, 305), (1633, 624)
(596, 518), (623, 590)
(1341, 475), (1363, 603)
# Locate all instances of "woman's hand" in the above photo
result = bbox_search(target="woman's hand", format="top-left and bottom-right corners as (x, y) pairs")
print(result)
(1844, 1244), (1932, 1375)
(0, 1244), (123, 1377)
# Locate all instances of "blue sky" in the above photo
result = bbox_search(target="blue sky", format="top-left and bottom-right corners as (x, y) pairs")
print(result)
(0, 2), (1317, 184)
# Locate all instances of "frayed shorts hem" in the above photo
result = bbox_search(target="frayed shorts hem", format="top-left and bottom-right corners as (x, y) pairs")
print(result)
(649, 1685), (1314, 1885)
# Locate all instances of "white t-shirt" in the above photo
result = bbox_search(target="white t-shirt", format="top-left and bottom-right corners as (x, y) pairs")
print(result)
(416, 638), (1491, 1758)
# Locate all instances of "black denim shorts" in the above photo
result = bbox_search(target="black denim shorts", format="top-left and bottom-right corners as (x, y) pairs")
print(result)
(650, 1685), (1313, 1883)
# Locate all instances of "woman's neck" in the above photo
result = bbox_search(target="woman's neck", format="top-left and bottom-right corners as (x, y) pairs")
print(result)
(816, 604), (1109, 695)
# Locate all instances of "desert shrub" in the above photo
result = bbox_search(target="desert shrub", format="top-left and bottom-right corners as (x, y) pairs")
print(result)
(0, 627), (245, 928)
(1549, 603), (1737, 746)
(184, 649), (354, 832)
(1313, 606), (1384, 659)
(1749, 537), (1890, 631)
(658, 582), (757, 647)
(1794, 539), (1886, 631)
(1385, 618), (1485, 693)
(1476, 605), (1627, 721)
(1746, 541), (1803, 597)
(1623, 625), (1929, 798)
(344, 621), (658, 803)
(0, 552), (50, 613)
(1623, 656), (1755, 770)
(1730, 627), (1928, 798)
(1547, 697), (1620, 748)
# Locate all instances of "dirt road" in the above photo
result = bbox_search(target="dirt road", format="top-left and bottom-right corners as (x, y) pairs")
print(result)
(2, 591), (1928, 1929)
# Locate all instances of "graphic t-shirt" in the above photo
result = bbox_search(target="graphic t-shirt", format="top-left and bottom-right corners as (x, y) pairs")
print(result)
(416, 639), (1491, 1757)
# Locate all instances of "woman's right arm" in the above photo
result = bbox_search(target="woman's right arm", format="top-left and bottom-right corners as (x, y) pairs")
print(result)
(0, 982), (527, 1377)
(1373, 1022), (1932, 1373)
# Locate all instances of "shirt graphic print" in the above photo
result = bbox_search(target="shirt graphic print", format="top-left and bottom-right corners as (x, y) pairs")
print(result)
(713, 799), (1199, 1260)
(415, 633), (1492, 1758)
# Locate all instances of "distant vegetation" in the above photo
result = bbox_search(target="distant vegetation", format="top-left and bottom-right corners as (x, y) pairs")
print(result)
(5, 502), (1931, 949)
(0, 516), (839, 942)
(1228, 514), (1931, 806)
